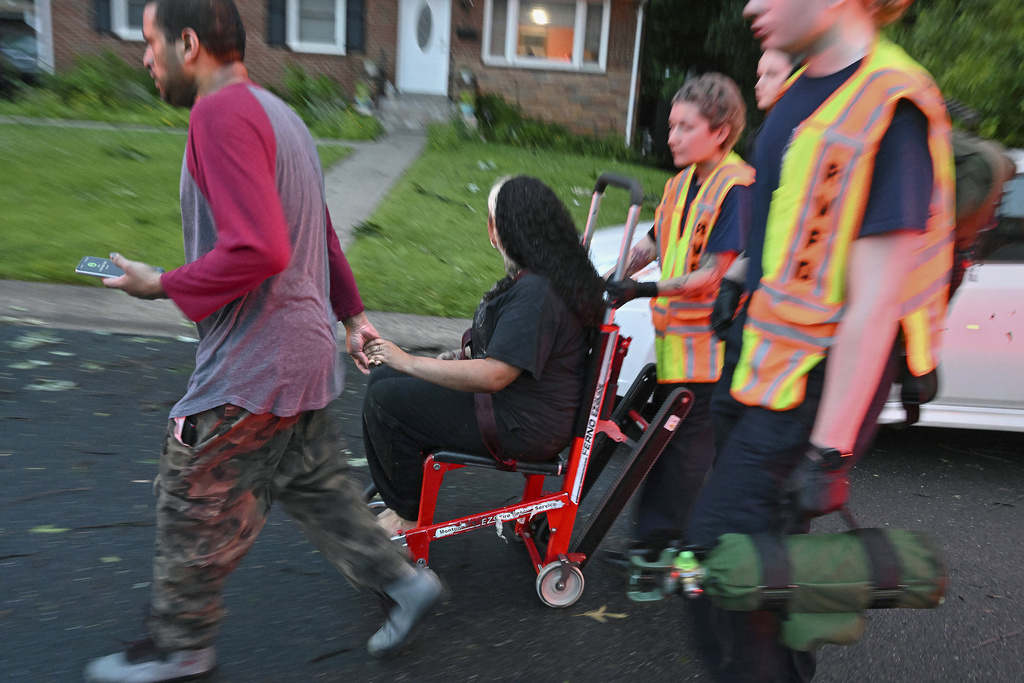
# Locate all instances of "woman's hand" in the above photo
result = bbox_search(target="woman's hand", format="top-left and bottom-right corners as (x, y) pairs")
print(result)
(364, 339), (411, 372)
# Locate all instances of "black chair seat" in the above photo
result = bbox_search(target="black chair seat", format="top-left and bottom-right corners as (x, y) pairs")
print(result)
(431, 450), (566, 476)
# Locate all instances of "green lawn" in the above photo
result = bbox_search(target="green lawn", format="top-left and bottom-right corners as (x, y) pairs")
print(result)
(347, 136), (673, 318)
(0, 124), (349, 283)
(1, 122), (670, 319)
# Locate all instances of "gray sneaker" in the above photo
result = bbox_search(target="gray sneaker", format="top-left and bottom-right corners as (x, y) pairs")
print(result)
(367, 568), (445, 658)
(84, 638), (216, 683)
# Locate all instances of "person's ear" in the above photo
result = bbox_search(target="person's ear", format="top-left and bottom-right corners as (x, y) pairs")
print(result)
(180, 28), (199, 64)
(487, 215), (502, 250)
(713, 124), (731, 149)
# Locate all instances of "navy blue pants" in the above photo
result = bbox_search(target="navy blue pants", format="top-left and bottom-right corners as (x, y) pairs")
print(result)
(634, 380), (717, 544)
(687, 311), (900, 682)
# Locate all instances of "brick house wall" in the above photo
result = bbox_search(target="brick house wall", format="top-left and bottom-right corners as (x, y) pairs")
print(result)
(50, 0), (400, 95)
(449, 0), (638, 137)
(48, 0), (640, 137)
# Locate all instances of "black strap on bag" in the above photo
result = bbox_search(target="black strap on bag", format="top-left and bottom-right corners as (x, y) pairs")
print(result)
(751, 532), (794, 611)
(855, 528), (905, 609)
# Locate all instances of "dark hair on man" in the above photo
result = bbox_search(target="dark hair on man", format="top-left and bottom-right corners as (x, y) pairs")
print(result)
(153, 0), (246, 61)
(485, 176), (606, 326)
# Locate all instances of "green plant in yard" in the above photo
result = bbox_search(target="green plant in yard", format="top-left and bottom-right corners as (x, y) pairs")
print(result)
(474, 93), (641, 163)
(269, 64), (383, 141)
(0, 54), (382, 139)
(0, 123), (348, 283)
(0, 51), (190, 128)
(347, 126), (673, 318)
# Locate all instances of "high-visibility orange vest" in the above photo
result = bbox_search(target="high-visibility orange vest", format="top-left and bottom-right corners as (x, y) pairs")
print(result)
(651, 151), (754, 383)
(731, 39), (955, 410)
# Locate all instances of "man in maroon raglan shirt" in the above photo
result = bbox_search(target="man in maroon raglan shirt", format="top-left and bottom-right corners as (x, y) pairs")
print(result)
(84, 2), (442, 681)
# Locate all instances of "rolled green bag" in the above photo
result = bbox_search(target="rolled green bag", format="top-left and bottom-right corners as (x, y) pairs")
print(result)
(702, 529), (947, 613)
(780, 612), (867, 651)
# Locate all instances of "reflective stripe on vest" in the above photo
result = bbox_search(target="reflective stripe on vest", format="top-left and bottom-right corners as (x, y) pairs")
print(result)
(650, 152), (754, 382)
(731, 39), (955, 409)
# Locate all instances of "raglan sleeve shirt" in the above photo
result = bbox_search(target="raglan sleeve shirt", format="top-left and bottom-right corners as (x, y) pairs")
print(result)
(160, 86), (363, 323)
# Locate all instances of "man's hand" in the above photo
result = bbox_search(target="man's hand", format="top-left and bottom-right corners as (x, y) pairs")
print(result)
(605, 278), (658, 307)
(103, 253), (166, 300)
(342, 312), (379, 374)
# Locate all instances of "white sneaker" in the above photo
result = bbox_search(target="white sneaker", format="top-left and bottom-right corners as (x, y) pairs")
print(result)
(84, 638), (216, 683)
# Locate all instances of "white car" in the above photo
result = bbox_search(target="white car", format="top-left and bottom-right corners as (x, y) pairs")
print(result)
(590, 161), (1024, 432)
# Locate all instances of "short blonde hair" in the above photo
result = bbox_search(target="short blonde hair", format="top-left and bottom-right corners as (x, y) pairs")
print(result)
(673, 73), (746, 152)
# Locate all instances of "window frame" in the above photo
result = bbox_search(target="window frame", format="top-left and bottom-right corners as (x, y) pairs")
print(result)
(481, 0), (610, 73)
(286, 0), (347, 56)
(111, 0), (145, 42)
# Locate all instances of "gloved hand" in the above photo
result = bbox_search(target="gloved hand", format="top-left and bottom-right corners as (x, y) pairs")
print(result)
(606, 278), (658, 307)
(787, 445), (852, 520)
(711, 278), (744, 341)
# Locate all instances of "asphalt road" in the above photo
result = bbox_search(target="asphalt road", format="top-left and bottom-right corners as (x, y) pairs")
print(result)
(1, 324), (1022, 682)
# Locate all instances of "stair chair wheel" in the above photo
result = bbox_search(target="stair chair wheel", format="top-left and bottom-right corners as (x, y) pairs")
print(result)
(536, 561), (585, 608)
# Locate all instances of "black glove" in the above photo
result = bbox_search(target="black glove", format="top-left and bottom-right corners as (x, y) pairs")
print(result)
(606, 278), (658, 307)
(787, 445), (851, 520)
(711, 278), (744, 341)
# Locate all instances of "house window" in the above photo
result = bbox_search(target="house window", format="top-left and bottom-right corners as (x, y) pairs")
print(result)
(287, 0), (347, 55)
(111, 0), (146, 41)
(483, 0), (609, 72)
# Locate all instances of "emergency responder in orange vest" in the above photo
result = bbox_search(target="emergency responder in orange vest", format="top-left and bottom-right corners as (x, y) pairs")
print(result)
(605, 73), (753, 554)
(686, 0), (954, 680)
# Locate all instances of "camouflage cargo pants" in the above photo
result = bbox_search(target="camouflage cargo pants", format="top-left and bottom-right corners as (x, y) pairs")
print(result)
(149, 404), (411, 650)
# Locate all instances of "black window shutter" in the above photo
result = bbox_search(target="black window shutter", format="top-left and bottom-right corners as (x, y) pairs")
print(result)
(267, 0), (286, 46)
(346, 0), (365, 53)
(94, 0), (112, 33)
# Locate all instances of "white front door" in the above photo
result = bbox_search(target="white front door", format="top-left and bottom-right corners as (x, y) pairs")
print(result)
(395, 0), (451, 95)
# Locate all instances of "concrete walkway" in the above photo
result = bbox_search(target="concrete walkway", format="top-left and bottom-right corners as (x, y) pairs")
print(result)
(323, 130), (427, 249)
(0, 124), (470, 354)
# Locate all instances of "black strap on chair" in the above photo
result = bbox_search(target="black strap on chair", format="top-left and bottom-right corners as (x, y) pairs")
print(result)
(458, 328), (472, 360)
(475, 392), (517, 472)
(458, 325), (516, 471)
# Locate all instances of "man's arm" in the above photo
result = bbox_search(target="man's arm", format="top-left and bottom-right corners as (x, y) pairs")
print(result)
(157, 94), (292, 322)
(809, 230), (918, 453)
(325, 207), (364, 320)
(323, 207), (381, 373)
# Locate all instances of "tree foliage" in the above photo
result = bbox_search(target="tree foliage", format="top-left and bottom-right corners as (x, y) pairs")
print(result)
(642, 0), (758, 104)
(642, 0), (1024, 148)
(890, 0), (1024, 147)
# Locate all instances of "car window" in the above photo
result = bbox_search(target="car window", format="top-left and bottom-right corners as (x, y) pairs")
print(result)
(976, 176), (1024, 263)
(997, 175), (1024, 219)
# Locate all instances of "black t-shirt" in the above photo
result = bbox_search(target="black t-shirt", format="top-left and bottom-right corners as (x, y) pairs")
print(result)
(647, 181), (750, 254)
(471, 272), (587, 459)
(745, 60), (934, 293)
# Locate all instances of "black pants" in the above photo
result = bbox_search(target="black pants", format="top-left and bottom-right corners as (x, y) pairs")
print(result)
(363, 366), (490, 521)
(633, 380), (717, 544)
(687, 312), (901, 682)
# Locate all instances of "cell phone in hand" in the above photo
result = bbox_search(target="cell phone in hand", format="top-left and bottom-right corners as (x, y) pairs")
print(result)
(75, 256), (164, 278)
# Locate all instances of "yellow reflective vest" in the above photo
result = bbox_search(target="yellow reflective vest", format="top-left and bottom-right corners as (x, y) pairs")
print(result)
(731, 39), (955, 410)
(651, 151), (754, 383)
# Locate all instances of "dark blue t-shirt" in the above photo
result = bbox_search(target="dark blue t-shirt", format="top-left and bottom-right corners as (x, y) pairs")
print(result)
(648, 180), (750, 256)
(745, 60), (934, 293)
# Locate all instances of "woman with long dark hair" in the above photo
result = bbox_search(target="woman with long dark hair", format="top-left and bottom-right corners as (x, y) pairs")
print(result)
(362, 175), (606, 536)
